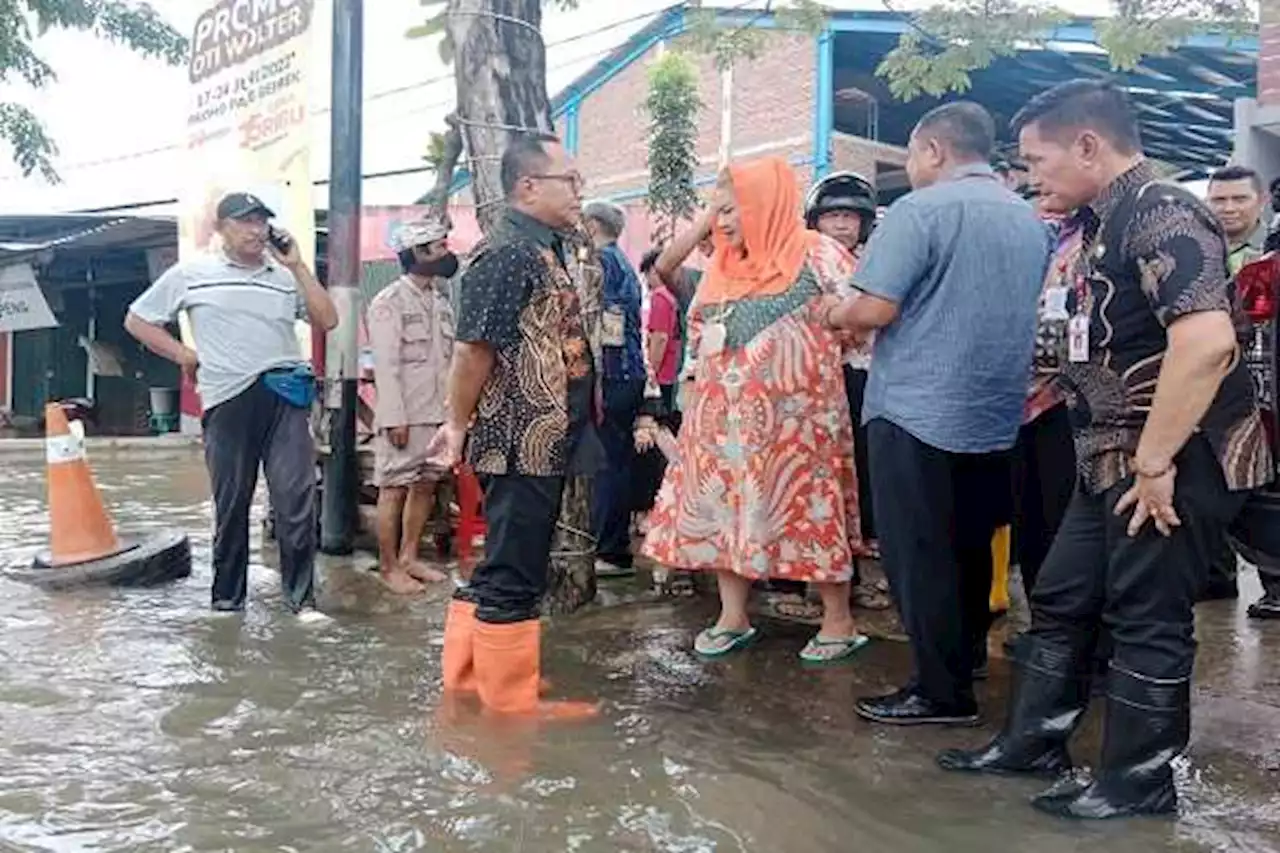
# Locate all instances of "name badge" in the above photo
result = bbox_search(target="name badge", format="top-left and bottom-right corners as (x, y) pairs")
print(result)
(602, 307), (625, 347)
(1042, 286), (1070, 321)
(1068, 314), (1090, 363)
(700, 322), (727, 358)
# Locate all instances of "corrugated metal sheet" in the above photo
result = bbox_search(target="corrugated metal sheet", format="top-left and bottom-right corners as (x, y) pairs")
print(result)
(0, 216), (176, 265)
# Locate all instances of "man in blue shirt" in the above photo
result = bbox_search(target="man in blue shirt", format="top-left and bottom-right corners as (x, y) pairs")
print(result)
(825, 102), (1052, 726)
(584, 201), (646, 577)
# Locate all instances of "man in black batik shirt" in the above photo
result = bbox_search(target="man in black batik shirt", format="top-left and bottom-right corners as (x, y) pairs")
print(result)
(938, 81), (1271, 821)
(427, 133), (599, 721)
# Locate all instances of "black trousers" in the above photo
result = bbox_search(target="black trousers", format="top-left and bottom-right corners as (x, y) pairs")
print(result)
(868, 418), (1011, 709)
(593, 378), (646, 567)
(469, 474), (565, 624)
(842, 365), (876, 542)
(1202, 530), (1239, 597)
(1010, 403), (1076, 596)
(1028, 436), (1246, 681)
(203, 378), (316, 611)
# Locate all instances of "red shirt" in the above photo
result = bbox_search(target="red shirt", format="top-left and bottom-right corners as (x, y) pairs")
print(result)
(647, 285), (681, 384)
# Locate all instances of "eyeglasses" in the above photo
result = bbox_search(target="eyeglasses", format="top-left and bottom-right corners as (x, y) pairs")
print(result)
(527, 171), (585, 191)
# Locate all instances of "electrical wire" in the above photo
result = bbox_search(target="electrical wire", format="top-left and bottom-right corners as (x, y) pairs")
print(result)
(0, 6), (673, 182)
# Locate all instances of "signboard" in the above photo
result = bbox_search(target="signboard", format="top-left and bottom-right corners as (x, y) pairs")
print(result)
(176, 0), (317, 424)
(0, 264), (58, 334)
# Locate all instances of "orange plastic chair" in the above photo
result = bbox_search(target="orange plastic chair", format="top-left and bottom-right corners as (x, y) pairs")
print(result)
(454, 464), (486, 561)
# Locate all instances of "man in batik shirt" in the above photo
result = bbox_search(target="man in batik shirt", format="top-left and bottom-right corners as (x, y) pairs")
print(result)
(427, 133), (598, 720)
(939, 80), (1271, 821)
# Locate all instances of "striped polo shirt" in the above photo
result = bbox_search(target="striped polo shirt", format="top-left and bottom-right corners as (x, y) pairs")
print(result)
(129, 251), (307, 410)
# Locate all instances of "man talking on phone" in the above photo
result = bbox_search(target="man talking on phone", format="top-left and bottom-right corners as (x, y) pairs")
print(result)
(125, 192), (338, 618)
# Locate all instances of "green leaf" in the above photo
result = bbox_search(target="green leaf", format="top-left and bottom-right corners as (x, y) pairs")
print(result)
(875, 0), (1255, 100)
(406, 10), (446, 40)
(1, 1), (187, 180)
(0, 101), (60, 183)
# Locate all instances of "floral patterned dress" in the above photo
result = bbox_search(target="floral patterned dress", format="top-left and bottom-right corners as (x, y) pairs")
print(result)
(642, 237), (868, 583)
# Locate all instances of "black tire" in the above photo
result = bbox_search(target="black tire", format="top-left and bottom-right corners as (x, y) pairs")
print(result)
(10, 529), (192, 591)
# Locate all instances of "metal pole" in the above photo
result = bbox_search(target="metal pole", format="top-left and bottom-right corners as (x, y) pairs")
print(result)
(319, 0), (363, 555)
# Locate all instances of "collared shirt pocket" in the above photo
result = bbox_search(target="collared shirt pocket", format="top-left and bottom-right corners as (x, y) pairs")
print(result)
(402, 312), (433, 362)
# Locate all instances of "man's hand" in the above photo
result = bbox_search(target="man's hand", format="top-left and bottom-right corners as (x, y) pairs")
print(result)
(269, 227), (303, 269)
(1115, 466), (1181, 537)
(177, 346), (199, 382)
(425, 422), (467, 470)
(387, 426), (409, 449)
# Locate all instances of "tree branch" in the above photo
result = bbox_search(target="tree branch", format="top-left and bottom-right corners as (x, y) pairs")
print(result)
(424, 113), (465, 215)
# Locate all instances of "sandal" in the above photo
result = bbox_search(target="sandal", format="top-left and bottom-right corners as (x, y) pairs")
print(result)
(693, 625), (759, 658)
(758, 592), (823, 623)
(852, 583), (893, 611)
(799, 633), (871, 665)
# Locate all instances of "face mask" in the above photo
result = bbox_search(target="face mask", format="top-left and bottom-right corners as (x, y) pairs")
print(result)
(414, 252), (459, 280)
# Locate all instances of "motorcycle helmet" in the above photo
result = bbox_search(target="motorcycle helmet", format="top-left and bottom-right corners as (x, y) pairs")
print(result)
(804, 171), (877, 245)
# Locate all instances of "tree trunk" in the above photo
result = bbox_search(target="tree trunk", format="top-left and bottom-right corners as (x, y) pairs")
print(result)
(446, 0), (554, 234)
(543, 226), (604, 615)
(445, 0), (598, 613)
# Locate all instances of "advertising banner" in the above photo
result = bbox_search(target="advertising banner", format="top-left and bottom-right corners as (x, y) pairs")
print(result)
(176, 0), (317, 425)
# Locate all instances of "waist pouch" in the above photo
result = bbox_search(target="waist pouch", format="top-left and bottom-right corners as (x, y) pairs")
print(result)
(262, 365), (317, 408)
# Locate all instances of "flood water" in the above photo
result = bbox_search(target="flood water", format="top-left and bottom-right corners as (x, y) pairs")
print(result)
(0, 453), (1278, 852)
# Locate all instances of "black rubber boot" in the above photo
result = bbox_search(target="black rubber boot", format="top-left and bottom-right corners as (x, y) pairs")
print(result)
(936, 636), (1090, 777)
(1032, 664), (1187, 820)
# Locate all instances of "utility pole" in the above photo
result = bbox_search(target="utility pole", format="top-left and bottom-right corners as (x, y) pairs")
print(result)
(319, 0), (362, 555)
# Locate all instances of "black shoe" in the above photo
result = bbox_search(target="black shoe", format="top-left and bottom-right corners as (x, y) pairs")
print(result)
(972, 639), (990, 681)
(1247, 593), (1280, 620)
(1030, 769), (1092, 805)
(856, 687), (979, 727)
(937, 637), (1089, 777)
(211, 600), (245, 613)
(1031, 664), (1186, 820)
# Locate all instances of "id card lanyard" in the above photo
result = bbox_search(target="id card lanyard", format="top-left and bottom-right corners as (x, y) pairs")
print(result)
(1068, 272), (1090, 363)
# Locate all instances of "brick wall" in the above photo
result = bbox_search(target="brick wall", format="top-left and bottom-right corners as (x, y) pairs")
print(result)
(573, 31), (817, 198)
(1262, 0), (1280, 106)
(831, 132), (908, 188)
(575, 37), (724, 196)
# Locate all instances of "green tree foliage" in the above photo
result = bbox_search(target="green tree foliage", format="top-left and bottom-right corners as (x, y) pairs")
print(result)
(1, 0), (187, 181)
(876, 0), (1254, 101)
(684, 0), (827, 70)
(644, 51), (703, 241)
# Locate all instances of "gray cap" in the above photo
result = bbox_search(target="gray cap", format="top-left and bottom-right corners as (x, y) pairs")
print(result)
(583, 199), (625, 236)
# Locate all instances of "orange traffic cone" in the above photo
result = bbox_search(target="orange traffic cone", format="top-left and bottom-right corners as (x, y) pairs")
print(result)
(43, 404), (123, 566)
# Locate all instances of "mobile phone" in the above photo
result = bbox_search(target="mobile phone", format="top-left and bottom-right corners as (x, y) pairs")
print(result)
(268, 225), (292, 253)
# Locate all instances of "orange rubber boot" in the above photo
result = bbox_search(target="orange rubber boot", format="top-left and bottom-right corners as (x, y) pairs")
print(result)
(472, 619), (598, 720)
(442, 599), (479, 693)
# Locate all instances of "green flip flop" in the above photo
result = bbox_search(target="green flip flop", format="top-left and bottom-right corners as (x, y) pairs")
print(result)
(799, 633), (871, 665)
(694, 625), (760, 658)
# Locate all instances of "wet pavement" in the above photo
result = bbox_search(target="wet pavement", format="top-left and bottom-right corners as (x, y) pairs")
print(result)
(0, 453), (1278, 852)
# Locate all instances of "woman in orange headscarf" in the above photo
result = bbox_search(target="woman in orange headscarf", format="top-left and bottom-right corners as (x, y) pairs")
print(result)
(643, 157), (871, 663)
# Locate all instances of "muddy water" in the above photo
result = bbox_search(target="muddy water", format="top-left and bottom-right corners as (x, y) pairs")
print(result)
(0, 454), (1277, 852)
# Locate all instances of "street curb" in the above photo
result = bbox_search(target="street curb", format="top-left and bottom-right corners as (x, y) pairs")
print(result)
(0, 436), (203, 459)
